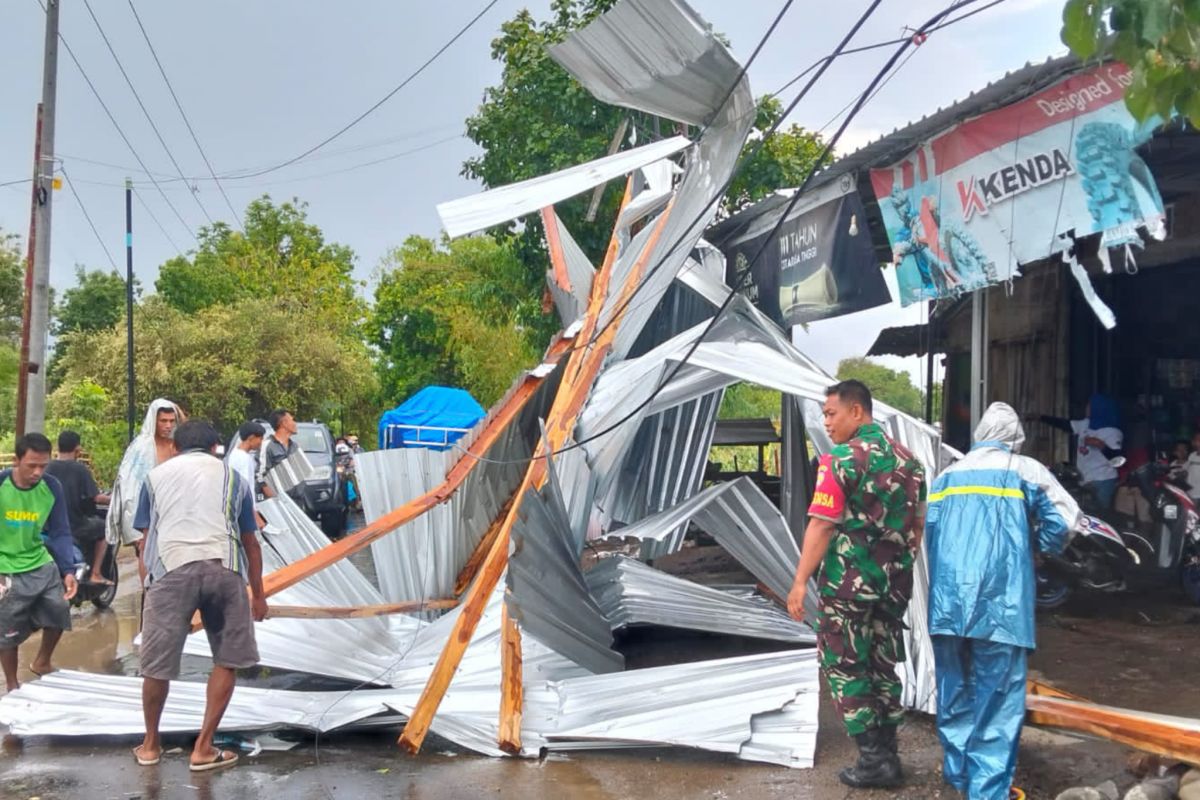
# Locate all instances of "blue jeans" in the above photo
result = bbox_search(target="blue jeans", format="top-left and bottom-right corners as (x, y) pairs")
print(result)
(1088, 478), (1118, 510)
(933, 635), (1028, 800)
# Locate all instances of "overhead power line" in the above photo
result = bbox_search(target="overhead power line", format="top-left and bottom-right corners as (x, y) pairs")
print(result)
(60, 164), (118, 271)
(80, 0), (215, 228)
(125, 0), (243, 230)
(133, 187), (184, 257)
(225, 0), (503, 180)
(770, 0), (1008, 99)
(32, 0), (198, 244)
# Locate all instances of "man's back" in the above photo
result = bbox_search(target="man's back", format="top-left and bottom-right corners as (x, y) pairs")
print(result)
(45, 459), (98, 532)
(819, 422), (926, 604)
(926, 404), (1079, 648)
(137, 452), (254, 583)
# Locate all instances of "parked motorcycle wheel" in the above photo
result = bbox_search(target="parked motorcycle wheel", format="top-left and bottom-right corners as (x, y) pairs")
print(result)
(1181, 559), (1200, 607)
(92, 543), (120, 610)
(1036, 572), (1073, 610)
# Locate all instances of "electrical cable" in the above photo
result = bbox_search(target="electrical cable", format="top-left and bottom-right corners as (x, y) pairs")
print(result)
(125, 0), (243, 230)
(454, 0), (995, 467)
(220, 0), (503, 181)
(80, 0), (216, 228)
(770, 0), (1008, 99)
(60, 164), (119, 271)
(0, 178), (34, 188)
(132, 187), (184, 257)
(32, 0), (199, 244)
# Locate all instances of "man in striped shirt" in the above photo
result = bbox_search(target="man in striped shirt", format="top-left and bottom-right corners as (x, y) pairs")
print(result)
(132, 420), (267, 772)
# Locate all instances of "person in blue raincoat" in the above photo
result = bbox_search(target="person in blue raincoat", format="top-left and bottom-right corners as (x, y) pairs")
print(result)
(925, 402), (1082, 800)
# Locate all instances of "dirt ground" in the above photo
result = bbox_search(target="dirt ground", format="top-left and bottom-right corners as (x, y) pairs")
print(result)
(0, 542), (1197, 800)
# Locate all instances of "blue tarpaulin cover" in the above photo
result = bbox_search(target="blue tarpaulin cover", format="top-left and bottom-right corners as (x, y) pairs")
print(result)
(378, 386), (486, 450)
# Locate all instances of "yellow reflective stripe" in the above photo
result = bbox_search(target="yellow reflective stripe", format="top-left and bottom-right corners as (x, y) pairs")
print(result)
(928, 486), (1025, 502)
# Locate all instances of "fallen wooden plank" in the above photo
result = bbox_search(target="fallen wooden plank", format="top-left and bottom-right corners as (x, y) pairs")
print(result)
(266, 599), (458, 619)
(259, 334), (572, 601)
(499, 604), (524, 754)
(1026, 680), (1200, 767)
(454, 495), (516, 596)
(399, 180), (652, 755)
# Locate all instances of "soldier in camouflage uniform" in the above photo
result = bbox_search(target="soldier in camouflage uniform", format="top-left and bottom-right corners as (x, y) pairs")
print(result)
(787, 379), (926, 789)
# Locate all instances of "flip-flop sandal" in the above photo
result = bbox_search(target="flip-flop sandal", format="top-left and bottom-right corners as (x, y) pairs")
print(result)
(86, 577), (115, 587)
(1011, 789), (1027, 800)
(27, 664), (52, 677)
(132, 745), (160, 766)
(190, 749), (238, 772)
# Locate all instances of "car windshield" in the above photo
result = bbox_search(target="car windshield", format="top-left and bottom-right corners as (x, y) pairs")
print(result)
(293, 426), (328, 454)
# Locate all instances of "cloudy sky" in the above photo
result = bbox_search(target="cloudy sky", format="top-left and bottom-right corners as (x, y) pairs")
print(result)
(0, 0), (1066, 386)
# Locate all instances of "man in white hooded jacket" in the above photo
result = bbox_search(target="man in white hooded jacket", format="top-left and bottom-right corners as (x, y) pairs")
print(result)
(106, 399), (185, 556)
(925, 402), (1081, 800)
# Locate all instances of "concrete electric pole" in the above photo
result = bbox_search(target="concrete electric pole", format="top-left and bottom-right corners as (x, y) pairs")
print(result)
(20, 0), (59, 435)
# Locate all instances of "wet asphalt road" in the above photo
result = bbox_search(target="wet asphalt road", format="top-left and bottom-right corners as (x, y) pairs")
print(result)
(0, 539), (1197, 799)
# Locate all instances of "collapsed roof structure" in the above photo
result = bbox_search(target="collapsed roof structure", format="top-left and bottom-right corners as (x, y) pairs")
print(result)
(0, 0), (956, 768)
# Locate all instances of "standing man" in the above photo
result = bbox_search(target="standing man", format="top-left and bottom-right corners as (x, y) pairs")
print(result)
(46, 431), (112, 584)
(108, 399), (184, 554)
(226, 422), (265, 500)
(0, 434), (79, 690)
(925, 402), (1079, 800)
(132, 421), (267, 771)
(786, 380), (926, 789)
(264, 409), (298, 472)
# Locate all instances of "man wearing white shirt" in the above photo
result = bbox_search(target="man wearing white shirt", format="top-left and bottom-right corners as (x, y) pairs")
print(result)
(226, 422), (265, 504)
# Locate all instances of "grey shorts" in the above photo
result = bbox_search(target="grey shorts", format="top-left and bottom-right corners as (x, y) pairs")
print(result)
(140, 559), (259, 680)
(0, 561), (72, 650)
(73, 517), (106, 546)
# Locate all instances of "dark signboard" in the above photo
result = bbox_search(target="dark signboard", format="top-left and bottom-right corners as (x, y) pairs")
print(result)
(712, 182), (891, 328)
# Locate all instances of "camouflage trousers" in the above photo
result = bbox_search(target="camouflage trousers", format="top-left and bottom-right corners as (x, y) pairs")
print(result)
(817, 596), (908, 737)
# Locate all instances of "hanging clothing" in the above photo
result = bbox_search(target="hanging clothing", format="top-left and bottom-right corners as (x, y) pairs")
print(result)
(926, 402), (1081, 798)
(106, 398), (184, 546)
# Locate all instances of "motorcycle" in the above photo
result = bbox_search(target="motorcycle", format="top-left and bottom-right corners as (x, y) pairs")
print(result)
(1037, 459), (1200, 609)
(66, 504), (121, 611)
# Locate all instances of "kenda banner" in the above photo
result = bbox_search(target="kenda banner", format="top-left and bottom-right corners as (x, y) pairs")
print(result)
(870, 63), (1167, 307)
(715, 178), (891, 327)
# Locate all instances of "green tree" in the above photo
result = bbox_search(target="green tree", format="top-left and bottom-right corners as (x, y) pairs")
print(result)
(0, 230), (24, 344)
(836, 357), (926, 419)
(463, 0), (827, 283)
(0, 232), (24, 433)
(1062, 0), (1200, 124)
(155, 196), (364, 334)
(44, 379), (127, 484)
(51, 297), (378, 438)
(718, 383), (781, 420)
(368, 235), (546, 407)
(53, 266), (136, 337)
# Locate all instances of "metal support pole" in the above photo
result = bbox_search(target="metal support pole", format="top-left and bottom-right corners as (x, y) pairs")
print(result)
(924, 301), (935, 425)
(23, 0), (59, 434)
(15, 105), (43, 439)
(969, 289), (988, 433)
(125, 178), (135, 444)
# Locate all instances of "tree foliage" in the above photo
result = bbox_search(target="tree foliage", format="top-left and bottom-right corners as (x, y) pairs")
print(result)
(53, 266), (136, 337)
(51, 297), (378, 437)
(155, 196), (365, 335)
(718, 383), (781, 421)
(0, 231), (24, 345)
(368, 235), (547, 407)
(463, 0), (827, 285)
(836, 357), (927, 420)
(1062, 0), (1200, 124)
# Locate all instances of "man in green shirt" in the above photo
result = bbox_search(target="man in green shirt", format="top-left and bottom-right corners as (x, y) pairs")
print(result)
(0, 433), (79, 691)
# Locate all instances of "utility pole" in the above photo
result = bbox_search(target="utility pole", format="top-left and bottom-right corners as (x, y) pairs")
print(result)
(125, 178), (135, 444)
(15, 105), (43, 439)
(22, 0), (60, 434)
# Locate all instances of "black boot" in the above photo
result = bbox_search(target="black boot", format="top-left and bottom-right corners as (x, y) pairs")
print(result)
(838, 729), (904, 789)
(878, 723), (900, 757)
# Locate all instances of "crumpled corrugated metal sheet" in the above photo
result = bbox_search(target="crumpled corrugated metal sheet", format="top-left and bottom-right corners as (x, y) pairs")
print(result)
(586, 556), (815, 643)
(598, 477), (809, 612)
(542, 650), (820, 768)
(506, 450), (624, 675)
(0, 670), (396, 737)
(354, 362), (563, 606)
(436, 136), (691, 239)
